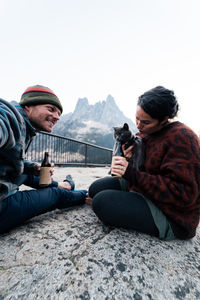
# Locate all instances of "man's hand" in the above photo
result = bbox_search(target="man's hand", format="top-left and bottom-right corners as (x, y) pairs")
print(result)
(33, 163), (41, 176)
(33, 163), (54, 178)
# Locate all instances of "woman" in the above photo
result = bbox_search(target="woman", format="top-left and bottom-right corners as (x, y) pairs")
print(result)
(87, 86), (200, 240)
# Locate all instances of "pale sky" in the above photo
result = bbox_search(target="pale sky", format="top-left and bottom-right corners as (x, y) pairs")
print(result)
(0, 0), (200, 134)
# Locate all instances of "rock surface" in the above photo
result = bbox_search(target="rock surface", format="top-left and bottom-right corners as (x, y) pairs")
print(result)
(0, 167), (200, 300)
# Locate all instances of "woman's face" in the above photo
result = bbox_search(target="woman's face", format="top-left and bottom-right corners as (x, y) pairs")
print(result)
(136, 105), (168, 135)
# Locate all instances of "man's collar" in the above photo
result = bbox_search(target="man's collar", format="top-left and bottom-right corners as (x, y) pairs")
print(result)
(12, 102), (36, 137)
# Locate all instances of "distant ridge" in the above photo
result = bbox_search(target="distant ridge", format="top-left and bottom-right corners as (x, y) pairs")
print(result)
(53, 95), (137, 148)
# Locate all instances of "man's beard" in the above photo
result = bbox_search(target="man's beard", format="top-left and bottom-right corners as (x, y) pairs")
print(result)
(30, 119), (51, 132)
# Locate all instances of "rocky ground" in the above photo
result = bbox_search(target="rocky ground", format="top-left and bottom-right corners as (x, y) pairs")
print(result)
(0, 167), (200, 300)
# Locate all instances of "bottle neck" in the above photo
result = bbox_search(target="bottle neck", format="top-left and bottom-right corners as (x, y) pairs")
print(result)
(41, 152), (51, 167)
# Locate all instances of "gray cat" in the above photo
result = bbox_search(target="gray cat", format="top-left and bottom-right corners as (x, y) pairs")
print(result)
(111, 123), (145, 171)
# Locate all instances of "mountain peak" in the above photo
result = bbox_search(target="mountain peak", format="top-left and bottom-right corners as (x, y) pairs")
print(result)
(53, 95), (137, 148)
(106, 94), (115, 103)
(74, 97), (89, 110)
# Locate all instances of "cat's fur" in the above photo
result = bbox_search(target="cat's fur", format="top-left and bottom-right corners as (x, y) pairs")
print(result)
(111, 123), (145, 171)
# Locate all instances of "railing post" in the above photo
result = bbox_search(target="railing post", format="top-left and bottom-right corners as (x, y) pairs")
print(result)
(85, 144), (87, 166)
(110, 151), (113, 164)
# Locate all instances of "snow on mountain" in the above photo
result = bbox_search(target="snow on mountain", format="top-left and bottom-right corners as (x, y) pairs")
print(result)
(53, 95), (137, 148)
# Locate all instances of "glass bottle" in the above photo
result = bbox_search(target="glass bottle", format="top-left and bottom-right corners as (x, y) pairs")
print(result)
(111, 142), (122, 177)
(39, 152), (52, 186)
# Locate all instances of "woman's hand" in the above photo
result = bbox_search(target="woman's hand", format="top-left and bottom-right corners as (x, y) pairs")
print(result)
(111, 156), (129, 176)
(122, 144), (133, 160)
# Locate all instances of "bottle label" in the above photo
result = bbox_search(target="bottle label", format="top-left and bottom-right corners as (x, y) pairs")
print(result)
(39, 167), (52, 186)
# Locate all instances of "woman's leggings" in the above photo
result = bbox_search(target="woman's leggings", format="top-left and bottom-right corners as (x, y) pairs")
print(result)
(89, 176), (159, 237)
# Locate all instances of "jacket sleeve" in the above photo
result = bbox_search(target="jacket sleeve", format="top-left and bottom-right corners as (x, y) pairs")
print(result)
(0, 118), (9, 148)
(123, 132), (200, 209)
(23, 159), (37, 174)
(0, 104), (21, 149)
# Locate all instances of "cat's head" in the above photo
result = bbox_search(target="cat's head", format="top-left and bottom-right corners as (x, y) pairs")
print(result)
(113, 123), (132, 143)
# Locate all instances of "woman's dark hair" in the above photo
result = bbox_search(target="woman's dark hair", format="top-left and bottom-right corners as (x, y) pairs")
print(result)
(137, 86), (179, 122)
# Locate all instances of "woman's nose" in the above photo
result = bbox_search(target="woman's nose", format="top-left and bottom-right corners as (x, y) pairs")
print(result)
(136, 120), (142, 129)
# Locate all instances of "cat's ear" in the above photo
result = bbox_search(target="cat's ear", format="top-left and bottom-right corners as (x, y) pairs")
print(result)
(123, 123), (129, 130)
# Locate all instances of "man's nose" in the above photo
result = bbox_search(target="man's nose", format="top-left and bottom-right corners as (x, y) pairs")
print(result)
(53, 112), (60, 121)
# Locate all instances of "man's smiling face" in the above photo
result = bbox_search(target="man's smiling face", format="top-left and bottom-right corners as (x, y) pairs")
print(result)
(24, 104), (61, 132)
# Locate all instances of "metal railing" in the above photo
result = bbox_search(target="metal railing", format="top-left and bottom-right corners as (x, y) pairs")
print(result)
(26, 132), (113, 167)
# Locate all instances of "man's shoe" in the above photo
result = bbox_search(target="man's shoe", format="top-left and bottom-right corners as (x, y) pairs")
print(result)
(64, 174), (75, 190)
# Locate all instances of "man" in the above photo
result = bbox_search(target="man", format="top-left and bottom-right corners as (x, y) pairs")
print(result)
(0, 85), (87, 234)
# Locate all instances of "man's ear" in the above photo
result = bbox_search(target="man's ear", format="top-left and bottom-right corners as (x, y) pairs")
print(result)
(23, 105), (32, 115)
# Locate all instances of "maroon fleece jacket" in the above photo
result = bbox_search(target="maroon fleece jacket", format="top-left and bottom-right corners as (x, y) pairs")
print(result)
(123, 121), (200, 239)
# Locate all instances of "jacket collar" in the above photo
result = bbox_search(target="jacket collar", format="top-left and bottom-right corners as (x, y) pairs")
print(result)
(12, 101), (36, 138)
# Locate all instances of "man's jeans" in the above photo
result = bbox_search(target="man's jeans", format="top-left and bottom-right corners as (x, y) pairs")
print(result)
(0, 174), (86, 234)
